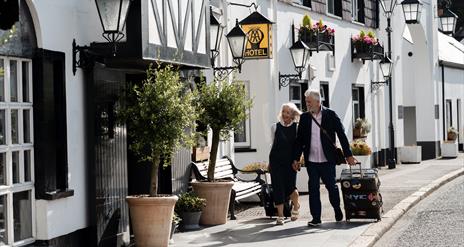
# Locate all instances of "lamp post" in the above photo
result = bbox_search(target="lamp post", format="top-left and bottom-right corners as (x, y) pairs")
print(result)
(278, 40), (310, 89)
(378, 0), (399, 169)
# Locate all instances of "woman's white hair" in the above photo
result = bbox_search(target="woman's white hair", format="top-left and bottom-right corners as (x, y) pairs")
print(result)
(304, 89), (320, 102)
(277, 102), (303, 123)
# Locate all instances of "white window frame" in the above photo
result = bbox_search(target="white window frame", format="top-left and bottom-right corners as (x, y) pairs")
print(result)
(352, 87), (361, 124)
(0, 56), (35, 247)
(352, 0), (359, 21)
(327, 0), (336, 15)
(234, 81), (251, 148)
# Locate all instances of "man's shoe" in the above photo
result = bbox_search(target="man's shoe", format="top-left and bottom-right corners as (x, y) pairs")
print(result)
(335, 208), (344, 222)
(307, 219), (321, 227)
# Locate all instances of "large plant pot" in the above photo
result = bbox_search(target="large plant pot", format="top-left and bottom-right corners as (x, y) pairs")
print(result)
(179, 211), (202, 230)
(399, 146), (422, 164)
(126, 195), (178, 247)
(447, 132), (458, 141)
(354, 155), (372, 168)
(442, 141), (458, 158)
(191, 181), (234, 225)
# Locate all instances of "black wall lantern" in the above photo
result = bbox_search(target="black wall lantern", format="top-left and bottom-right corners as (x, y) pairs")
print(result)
(439, 8), (458, 35)
(210, 7), (224, 67)
(73, 0), (132, 75)
(371, 55), (392, 92)
(212, 19), (248, 80)
(401, 0), (423, 24)
(279, 40), (310, 90)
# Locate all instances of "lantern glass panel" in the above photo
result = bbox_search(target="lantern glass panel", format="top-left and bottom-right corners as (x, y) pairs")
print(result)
(227, 36), (246, 59)
(96, 0), (130, 33)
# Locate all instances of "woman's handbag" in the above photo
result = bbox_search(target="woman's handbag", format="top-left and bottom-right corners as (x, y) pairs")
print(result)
(309, 114), (346, 165)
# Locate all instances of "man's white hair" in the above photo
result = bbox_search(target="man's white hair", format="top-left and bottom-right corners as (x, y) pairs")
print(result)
(304, 89), (320, 102)
(277, 102), (303, 123)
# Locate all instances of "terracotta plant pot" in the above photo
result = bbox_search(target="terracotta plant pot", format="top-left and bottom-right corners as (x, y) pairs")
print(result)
(126, 195), (178, 247)
(447, 132), (457, 141)
(191, 181), (234, 225)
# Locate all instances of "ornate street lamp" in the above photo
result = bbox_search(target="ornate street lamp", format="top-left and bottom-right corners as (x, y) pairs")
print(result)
(439, 8), (458, 35)
(95, 0), (132, 43)
(73, 0), (132, 75)
(379, 55), (393, 79)
(213, 19), (248, 80)
(210, 7), (224, 67)
(279, 40), (310, 90)
(401, 0), (424, 24)
(379, 0), (398, 16)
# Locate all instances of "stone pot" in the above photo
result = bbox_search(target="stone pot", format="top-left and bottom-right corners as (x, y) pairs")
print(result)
(126, 195), (178, 247)
(179, 211), (202, 230)
(191, 181), (234, 225)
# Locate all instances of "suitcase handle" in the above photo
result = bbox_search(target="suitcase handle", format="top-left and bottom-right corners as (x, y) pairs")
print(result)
(348, 162), (363, 177)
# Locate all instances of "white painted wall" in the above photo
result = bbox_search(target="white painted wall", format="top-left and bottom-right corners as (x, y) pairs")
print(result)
(224, 1), (385, 169)
(27, 0), (103, 240)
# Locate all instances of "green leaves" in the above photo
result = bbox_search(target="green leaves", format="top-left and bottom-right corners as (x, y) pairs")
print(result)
(175, 192), (206, 212)
(120, 64), (197, 167)
(196, 79), (253, 139)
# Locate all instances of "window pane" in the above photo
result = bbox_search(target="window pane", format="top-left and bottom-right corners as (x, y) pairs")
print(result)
(328, 0), (334, 14)
(10, 60), (18, 102)
(13, 191), (33, 241)
(24, 150), (31, 182)
(0, 153), (5, 185)
(23, 110), (30, 143)
(22, 61), (30, 102)
(234, 121), (247, 143)
(11, 109), (18, 144)
(12, 151), (19, 184)
(352, 88), (359, 101)
(0, 59), (4, 102)
(0, 110), (5, 145)
(354, 103), (360, 121)
(290, 85), (301, 100)
(0, 195), (7, 244)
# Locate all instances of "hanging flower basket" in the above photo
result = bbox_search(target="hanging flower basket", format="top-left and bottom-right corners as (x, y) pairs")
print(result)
(351, 30), (383, 61)
(297, 15), (335, 51)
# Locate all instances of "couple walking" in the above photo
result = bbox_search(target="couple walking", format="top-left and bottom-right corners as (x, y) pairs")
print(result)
(269, 89), (356, 226)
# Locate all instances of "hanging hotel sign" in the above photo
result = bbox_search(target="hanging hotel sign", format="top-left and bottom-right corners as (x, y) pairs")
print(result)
(239, 11), (273, 59)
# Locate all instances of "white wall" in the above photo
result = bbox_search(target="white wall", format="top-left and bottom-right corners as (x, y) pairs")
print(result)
(229, 1), (385, 168)
(443, 67), (464, 146)
(28, 0), (103, 240)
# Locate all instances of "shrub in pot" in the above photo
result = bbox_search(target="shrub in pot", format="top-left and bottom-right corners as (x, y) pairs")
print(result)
(175, 192), (206, 230)
(119, 64), (197, 247)
(192, 78), (252, 225)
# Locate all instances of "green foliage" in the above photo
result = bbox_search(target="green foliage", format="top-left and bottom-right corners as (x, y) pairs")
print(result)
(0, 24), (16, 47)
(119, 64), (197, 195)
(354, 118), (371, 134)
(302, 14), (312, 28)
(197, 79), (252, 140)
(196, 78), (252, 181)
(175, 192), (206, 212)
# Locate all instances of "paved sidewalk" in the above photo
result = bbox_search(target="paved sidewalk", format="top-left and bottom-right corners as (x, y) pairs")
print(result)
(172, 154), (464, 247)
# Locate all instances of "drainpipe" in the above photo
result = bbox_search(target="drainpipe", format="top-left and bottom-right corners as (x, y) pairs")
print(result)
(440, 60), (445, 140)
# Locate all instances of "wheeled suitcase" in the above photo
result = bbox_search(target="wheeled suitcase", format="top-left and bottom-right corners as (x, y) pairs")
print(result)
(262, 174), (292, 218)
(340, 163), (383, 221)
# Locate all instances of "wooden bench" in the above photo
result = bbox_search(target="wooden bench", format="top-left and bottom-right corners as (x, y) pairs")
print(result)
(189, 156), (265, 220)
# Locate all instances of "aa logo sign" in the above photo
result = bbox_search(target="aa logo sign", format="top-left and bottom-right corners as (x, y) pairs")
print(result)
(241, 23), (272, 59)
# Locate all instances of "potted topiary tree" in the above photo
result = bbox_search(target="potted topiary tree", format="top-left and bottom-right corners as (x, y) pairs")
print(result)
(120, 64), (197, 247)
(175, 192), (206, 230)
(192, 79), (252, 225)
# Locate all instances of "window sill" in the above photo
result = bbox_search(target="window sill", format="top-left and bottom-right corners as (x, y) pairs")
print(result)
(326, 13), (343, 21)
(234, 147), (257, 153)
(41, 189), (75, 200)
(290, 3), (312, 12)
(351, 20), (365, 27)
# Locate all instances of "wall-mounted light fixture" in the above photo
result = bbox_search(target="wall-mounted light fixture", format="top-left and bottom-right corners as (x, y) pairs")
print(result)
(278, 40), (310, 90)
(73, 0), (132, 75)
(400, 0), (424, 24)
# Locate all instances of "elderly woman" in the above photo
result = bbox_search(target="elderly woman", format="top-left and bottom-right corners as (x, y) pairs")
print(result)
(269, 102), (302, 225)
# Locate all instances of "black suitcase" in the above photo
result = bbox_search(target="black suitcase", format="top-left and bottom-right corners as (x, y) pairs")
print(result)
(262, 175), (292, 218)
(340, 164), (383, 221)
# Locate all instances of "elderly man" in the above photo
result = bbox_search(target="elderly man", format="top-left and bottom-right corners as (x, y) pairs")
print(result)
(293, 89), (356, 226)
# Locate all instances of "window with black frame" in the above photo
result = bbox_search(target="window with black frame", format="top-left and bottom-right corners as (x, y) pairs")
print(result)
(352, 86), (365, 123)
(320, 82), (330, 108)
(327, 0), (343, 17)
(352, 0), (365, 23)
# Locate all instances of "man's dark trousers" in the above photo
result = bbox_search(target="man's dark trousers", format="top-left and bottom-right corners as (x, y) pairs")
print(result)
(307, 161), (340, 221)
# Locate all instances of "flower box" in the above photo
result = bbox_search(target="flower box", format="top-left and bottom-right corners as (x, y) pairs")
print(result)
(441, 141), (458, 158)
(399, 146), (422, 164)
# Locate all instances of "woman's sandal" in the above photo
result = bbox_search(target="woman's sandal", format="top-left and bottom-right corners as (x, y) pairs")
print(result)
(291, 206), (300, 221)
(276, 217), (285, 225)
